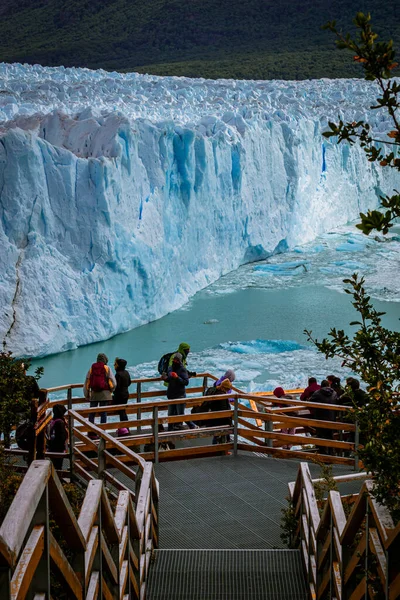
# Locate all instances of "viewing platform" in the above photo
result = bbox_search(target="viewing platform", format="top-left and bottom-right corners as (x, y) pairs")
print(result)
(1, 374), (398, 600)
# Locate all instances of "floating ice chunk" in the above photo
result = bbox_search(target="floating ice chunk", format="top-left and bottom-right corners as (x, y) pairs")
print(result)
(253, 261), (310, 275)
(336, 242), (366, 252)
(203, 319), (219, 324)
(218, 339), (305, 354)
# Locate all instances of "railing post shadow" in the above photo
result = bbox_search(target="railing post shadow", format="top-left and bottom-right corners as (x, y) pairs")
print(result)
(31, 483), (51, 596)
(265, 416), (273, 448)
(354, 420), (360, 471)
(153, 406), (159, 464)
(67, 386), (75, 480)
(233, 396), (238, 456)
(137, 382), (142, 434)
(98, 438), (106, 480)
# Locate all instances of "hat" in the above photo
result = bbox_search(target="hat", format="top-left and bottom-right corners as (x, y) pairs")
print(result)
(115, 358), (127, 369)
(218, 378), (232, 392)
(172, 352), (183, 362)
(273, 387), (285, 398)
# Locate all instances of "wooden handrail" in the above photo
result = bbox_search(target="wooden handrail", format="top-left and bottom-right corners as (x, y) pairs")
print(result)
(0, 458), (158, 600)
(289, 462), (400, 600)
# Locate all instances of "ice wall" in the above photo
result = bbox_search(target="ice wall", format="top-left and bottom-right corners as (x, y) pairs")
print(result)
(0, 63), (396, 356)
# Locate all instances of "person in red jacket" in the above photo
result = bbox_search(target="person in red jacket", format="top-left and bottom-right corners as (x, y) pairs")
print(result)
(300, 377), (321, 401)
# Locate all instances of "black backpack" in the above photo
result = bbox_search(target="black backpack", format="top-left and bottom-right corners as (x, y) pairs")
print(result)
(157, 352), (173, 376)
(204, 385), (217, 396)
(16, 420), (35, 450)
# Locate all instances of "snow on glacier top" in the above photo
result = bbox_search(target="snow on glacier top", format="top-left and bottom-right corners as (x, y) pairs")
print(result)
(0, 61), (391, 132)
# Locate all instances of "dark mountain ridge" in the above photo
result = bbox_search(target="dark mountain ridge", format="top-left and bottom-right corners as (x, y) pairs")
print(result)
(0, 0), (399, 79)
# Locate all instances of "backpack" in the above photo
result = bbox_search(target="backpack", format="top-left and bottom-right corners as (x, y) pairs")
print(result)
(89, 362), (110, 392)
(157, 352), (173, 376)
(204, 385), (217, 396)
(16, 420), (35, 450)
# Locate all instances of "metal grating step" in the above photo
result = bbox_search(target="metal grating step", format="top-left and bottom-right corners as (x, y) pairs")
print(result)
(147, 549), (307, 600)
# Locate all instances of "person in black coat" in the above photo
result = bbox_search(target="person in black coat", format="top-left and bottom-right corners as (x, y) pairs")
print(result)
(310, 380), (338, 454)
(167, 352), (194, 431)
(113, 358), (131, 435)
(204, 378), (232, 444)
(47, 404), (68, 470)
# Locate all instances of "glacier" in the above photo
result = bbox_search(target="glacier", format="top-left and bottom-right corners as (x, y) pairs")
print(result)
(0, 63), (397, 357)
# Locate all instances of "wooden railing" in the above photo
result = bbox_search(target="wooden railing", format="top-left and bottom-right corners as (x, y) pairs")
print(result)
(289, 463), (400, 600)
(0, 459), (158, 599)
(46, 375), (357, 468)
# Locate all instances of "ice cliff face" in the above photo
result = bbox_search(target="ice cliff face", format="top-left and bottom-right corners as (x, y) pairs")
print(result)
(0, 63), (396, 357)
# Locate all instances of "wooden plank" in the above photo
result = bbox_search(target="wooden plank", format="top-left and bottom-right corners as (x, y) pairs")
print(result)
(366, 481), (394, 542)
(238, 427), (354, 450)
(101, 488), (121, 545)
(101, 537), (118, 585)
(119, 527), (128, 569)
(102, 577), (113, 600)
(136, 464), (153, 534)
(78, 480), (102, 543)
(49, 531), (82, 600)
(237, 442), (355, 465)
(330, 491), (347, 538)
(344, 531), (366, 585)
(318, 531), (331, 571)
(120, 560), (129, 599)
(389, 571), (400, 600)
(104, 451), (137, 483)
(349, 577), (366, 600)
(332, 561), (342, 600)
(385, 520), (400, 551)
(84, 527), (98, 588)
(0, 461), (51, 568)
(10, 526), (44, 600)
(369, 528), (387, 588)
(48, 470), (86, 553)
(341, 483), (368, 546)
(317, 566), (330, 599)
(238, 409), (355, 431)
(141, 442), (232, 462)
(114, 492), (130, 538)
(86, 571), (99, 600)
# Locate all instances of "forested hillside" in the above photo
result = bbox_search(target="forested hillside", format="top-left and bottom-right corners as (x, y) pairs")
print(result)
(0, 0), (399, 79)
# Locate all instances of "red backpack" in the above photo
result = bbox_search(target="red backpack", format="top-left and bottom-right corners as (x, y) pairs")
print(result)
(89, 362), (110, 392)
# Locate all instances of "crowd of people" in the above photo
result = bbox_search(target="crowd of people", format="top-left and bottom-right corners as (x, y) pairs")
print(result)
(24, 343), (367, 468)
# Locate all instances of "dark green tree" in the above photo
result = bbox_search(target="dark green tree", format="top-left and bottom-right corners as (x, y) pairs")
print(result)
(323, 12), (400, 235)
(307, 14), (400, 519)
(0, 352), (43, 447)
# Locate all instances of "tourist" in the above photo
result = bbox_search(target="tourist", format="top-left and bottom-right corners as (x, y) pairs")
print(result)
(215, 369), (236, 387)
(309, 380), (337, 454)
(273, 386), (295, 448)
(113, 358), (131, 436)
(168, 342), (197, 378)
(47, 404), (68, 470)
(327, 375), (344, 398)
(341, 377), (369, 408)
(208, 378), (233, 445)
(167, 352), (195, 431)
(300, 377), (321, 401)
(84, 353), (116, 432)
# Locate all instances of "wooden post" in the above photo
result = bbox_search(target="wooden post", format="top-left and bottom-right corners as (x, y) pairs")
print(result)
(137, 382), (142, 434)
(354, 420), (359, 471)
(153, 406), (159, 464)
(233, 396), (238, 456)
(97, 438), (106, 480)
(30, 485), (51, 596)
(67, 387), (75, 481)
(265, 417), (273, 448)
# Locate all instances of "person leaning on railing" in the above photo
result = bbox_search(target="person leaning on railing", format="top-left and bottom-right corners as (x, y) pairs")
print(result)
(83, 353), (116, 436)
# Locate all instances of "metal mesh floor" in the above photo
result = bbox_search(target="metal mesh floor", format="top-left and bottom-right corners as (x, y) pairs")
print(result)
(147, 549), (307, 600)
(152, 453), (357, 550)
